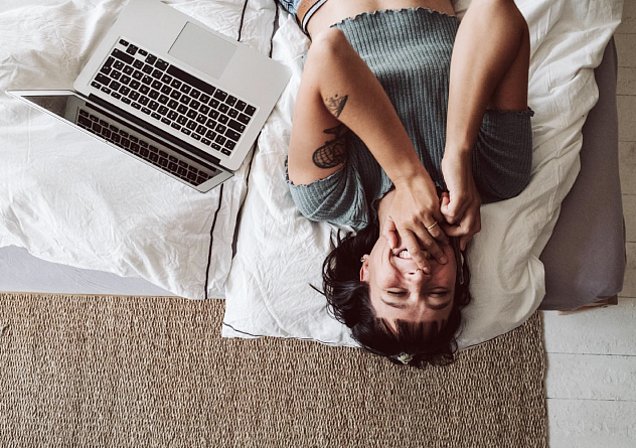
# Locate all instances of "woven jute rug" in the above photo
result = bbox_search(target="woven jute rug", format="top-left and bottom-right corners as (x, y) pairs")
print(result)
(0, 293), (548, 448)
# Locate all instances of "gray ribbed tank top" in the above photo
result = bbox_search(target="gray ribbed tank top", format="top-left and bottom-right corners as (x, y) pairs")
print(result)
(288, 8), (533, 231)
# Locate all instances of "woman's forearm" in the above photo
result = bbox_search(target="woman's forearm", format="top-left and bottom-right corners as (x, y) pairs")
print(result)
(445, 0), (529, 154)
(310, 29), (430, 185)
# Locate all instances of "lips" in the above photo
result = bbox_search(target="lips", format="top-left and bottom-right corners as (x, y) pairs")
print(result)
(396, 249), (412, 259)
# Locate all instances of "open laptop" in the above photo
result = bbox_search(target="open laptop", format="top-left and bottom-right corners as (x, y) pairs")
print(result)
(7, 0), (290, 192)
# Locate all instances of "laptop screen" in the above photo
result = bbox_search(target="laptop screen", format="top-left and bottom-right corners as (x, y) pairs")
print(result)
(14, 92), (228, 190)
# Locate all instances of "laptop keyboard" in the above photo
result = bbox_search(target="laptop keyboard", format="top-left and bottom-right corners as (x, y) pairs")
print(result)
(89, 38), (257, 158)
(76, 107), (217, 187)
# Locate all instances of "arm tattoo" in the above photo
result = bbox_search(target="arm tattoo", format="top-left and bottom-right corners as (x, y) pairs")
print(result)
(324, 94), (348, 118)
(312, 125), (349, 169)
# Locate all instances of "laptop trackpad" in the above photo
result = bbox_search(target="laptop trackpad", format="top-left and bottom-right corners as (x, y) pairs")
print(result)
(169, 22), (236, 79)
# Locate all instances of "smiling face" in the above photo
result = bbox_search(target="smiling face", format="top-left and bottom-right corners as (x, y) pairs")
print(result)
(359, 236), (457, 331)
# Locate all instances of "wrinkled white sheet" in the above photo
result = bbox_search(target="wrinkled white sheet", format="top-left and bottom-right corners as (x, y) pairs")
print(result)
(223, 0), (623, 347)
(0, 0), (277, 299)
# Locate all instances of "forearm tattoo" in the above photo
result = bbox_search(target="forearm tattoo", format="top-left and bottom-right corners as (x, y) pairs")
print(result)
(324, 94), (348, 118)
(312, 125), (349, 169)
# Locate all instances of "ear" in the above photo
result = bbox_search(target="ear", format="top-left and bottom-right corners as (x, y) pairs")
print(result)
(359, 254), (370, 282)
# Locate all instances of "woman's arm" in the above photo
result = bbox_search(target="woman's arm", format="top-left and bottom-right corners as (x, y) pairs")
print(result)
(442, 0), (530, 249)
(287, 28), (448, 268)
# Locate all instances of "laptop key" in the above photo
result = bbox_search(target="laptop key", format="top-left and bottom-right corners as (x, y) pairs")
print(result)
(167, 65), (215, 95)
(155, 59), (169, 71)
(96, 73), (110, 85)
(228, 119), (245, 133)
(237, 113), (251, 125)
(112, 49), (134, 64)
(225, 129), (241, 142)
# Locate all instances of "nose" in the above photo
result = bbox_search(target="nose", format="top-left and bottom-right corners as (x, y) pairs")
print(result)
(407, 260), (431, 278)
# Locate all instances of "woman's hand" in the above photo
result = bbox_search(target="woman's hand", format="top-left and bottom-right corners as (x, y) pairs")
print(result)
(382, 172), (449, 269)
(440, 151), (481, 251)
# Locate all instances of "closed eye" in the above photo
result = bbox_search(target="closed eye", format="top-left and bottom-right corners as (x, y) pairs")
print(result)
(386, 290), (407, 297)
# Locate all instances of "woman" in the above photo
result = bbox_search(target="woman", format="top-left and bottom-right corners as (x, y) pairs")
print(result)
(281, 0), (533, 366)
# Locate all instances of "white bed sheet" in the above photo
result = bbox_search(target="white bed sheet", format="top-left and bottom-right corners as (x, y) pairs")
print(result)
(223, 0), (623, 347)
(0, 0), (278, 299)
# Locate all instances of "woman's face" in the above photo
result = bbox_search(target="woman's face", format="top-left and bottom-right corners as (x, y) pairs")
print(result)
(359, 235), (457, 330)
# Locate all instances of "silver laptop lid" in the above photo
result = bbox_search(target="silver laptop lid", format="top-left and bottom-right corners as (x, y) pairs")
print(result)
(74, 0), (290, 171)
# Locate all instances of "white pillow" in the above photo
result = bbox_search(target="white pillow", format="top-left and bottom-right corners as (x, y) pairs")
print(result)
(222, 0), (622, 347)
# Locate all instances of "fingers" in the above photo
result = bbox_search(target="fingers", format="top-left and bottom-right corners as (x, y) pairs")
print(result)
(426, 220), (449, 245)
(382, 218), (400, 249)
(401, 225), (448, 266)
(400, 231), (436, 272)
(441, 193), (469, 225)
(441, 208), (481, 251)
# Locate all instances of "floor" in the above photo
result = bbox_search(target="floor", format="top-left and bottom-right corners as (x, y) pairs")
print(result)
(543, 2), (636, 446)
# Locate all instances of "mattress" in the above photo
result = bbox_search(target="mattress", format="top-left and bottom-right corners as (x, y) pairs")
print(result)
(0, 0), (626, 346)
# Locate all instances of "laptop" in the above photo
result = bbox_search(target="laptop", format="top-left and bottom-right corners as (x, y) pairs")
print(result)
(7, 0), (290, 192)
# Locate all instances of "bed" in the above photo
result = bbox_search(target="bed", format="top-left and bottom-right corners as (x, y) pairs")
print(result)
(0, 0), (625, 349)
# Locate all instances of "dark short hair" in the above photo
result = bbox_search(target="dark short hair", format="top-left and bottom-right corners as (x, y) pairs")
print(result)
(321, 222), (472, 367)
